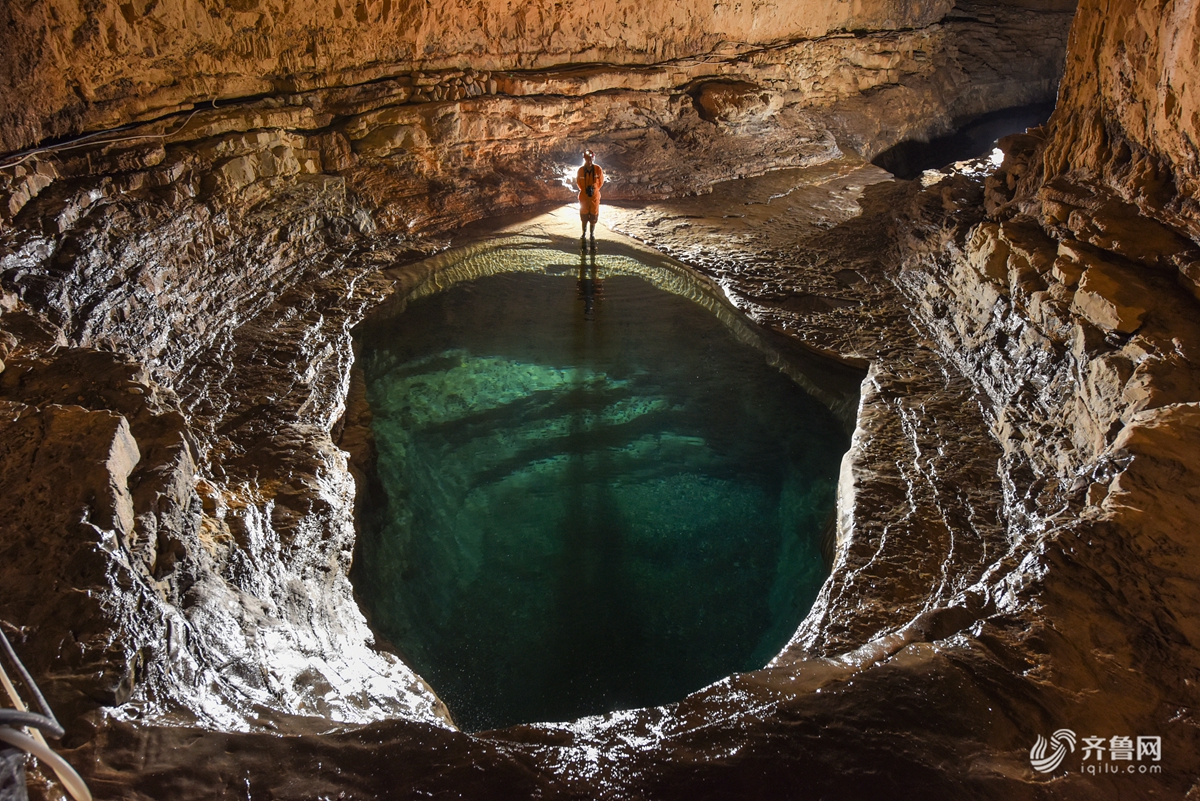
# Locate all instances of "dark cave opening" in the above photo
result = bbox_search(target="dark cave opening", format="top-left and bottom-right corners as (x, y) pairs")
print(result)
(871, 102), (1056, 179)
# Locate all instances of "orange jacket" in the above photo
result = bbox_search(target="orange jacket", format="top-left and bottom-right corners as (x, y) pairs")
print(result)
(576, 163), (604, 215)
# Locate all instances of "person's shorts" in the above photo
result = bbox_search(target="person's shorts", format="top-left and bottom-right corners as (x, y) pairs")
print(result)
(580, 210), (599, 223)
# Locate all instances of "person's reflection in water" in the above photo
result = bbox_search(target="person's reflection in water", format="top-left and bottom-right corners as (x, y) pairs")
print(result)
(577, 239), (602, 321)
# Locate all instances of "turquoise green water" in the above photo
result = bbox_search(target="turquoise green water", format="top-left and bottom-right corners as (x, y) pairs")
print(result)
(352, 246), (849, 731)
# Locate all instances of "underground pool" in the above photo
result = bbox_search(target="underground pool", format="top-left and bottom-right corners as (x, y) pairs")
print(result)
(350, 234), (854, 732)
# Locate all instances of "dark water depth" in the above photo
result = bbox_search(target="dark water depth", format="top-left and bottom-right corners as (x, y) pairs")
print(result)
(352, 251), (850, 731)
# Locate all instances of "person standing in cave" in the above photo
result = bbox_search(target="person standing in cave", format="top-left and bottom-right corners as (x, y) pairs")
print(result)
(575, 149), (604, 240)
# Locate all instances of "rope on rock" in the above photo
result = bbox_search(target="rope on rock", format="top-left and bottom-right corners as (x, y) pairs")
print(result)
(0, 629), (92, 801)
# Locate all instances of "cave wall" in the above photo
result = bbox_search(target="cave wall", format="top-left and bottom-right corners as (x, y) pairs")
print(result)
(0, 0), (1087, 156)
(866, 0), (1200, 791)
(0, 0), (975, 153)
(1, 0), (1077, 365)
(1037, 0), (1200, 239)
(0, 0), (1129, 796)
(980, 0), (1200, 301)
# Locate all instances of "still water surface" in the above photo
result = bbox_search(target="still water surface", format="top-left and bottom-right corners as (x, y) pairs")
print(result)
(353, 242), (849, 731)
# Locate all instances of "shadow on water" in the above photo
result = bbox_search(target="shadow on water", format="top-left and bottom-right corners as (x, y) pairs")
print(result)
(555, 244), (639, 717)
(369, 230), (866, 431)
(349, 230), (864, 731)
(577, 241), (602, 320)
(872, 102), (1055, 179)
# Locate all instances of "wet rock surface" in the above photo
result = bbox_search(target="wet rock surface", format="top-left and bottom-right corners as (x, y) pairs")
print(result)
(5, 0), (1200, 797)
(18, 156), (1194, 799)
(2, 159), (1190, 796)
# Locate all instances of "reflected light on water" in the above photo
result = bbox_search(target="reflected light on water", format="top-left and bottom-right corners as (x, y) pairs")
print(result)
(351, 241), (853, 732)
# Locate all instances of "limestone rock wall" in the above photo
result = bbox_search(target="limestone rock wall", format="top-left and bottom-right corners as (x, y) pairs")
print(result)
(1003, 0), (1200, 293)
(873, 156), (1200, 799)
(0, 0), (1082, 789)
(0, 234), (454, 733)
(0, 0), (971, 153)
(61, 143), (1200, 801)
(0, 1), (1075, 366)
(1009, 0), (1200, 244)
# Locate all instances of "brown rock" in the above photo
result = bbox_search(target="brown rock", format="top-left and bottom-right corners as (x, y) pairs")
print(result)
(1079, 351), (1134, 446)
(1179, 260), (1200, 303)
(965, 222), (1009, 283)
(7, 1), (1185, 796)
(1067, 200), (1192, 269)
(1028, 287), (1073, 340)
(1037, 0), (1200, 242)
(1, 404), (140, 537)
(1102, 403), (1200, 650)
(1070, 260), (1153, 334)
(997, 219), (1055, 273)
(1051, 256), (1084, 286)
(318, 131), (357, 172)
(1052, 239), (1108, 286)
(692, 81), (776, 125)
(1122, 350), (1200, 415)
(0, 0), (960, 153)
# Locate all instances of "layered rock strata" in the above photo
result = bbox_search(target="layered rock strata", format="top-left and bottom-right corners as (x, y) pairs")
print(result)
(20, 0), (1200, 799)
(987, 0), (1200, 290)
(0, 0), (1082, 154)
(0, 0), (1073, 746)
(2, 0), (1072, 226)
(35, 153), (1200, 798)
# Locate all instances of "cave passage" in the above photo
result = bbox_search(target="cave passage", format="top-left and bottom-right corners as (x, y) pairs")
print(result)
(871, 102), (1056, 179)
(352, 241), (850, 732)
